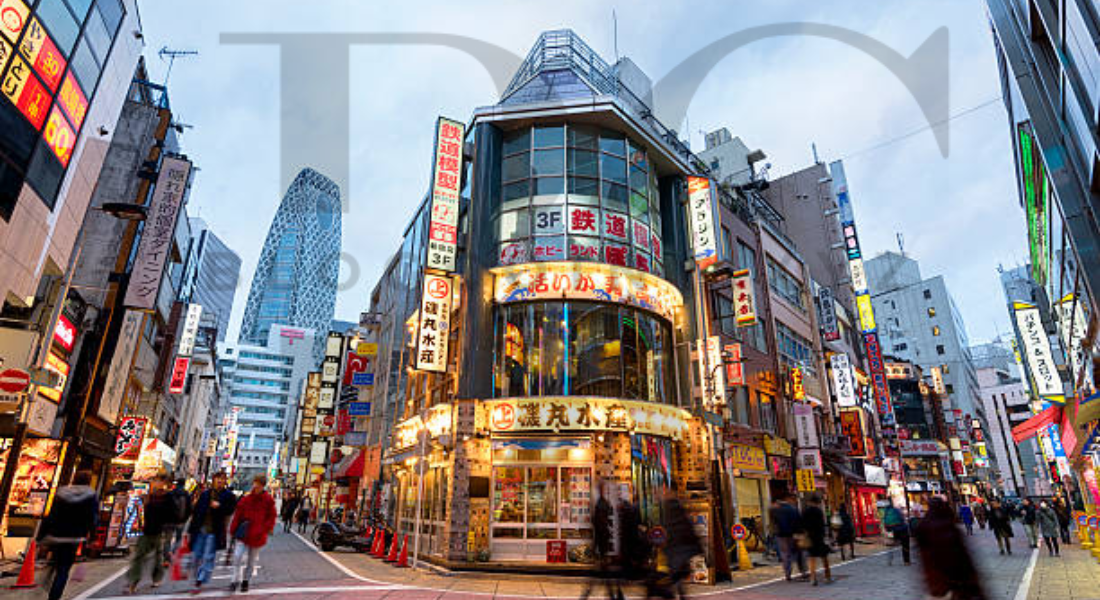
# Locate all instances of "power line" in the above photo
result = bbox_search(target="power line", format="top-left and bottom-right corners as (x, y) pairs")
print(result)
(840, 96), (1004, 161)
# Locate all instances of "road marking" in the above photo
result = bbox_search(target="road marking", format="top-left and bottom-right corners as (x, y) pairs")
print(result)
(89, 584), (408, 600)
(71, 566), (128, 600)
(1013, 548), (1039, 600)
(290, 529), (403, 586)
(694, 547), (894, 596)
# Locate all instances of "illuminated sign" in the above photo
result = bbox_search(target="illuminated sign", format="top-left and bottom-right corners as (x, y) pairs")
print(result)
(731, 268), (757, 326)
(53, 313), (76, 352)
(115, 416), (147, 460)
(42, 104), (75, 166)
(1013, 301), (1064, 402)
(426, 117), (465, 271)
(124, 158), (192, 309)
(848, 257), (867, 294)
(1017, 122), (1050, 287)
(728, 443), (767, 472)
(839, 409), (867, 457)
(831, 353), (856, 407)
(56, 72), (86, 128)
(0, 0), (28, 44)
(484, 397), (690, 440)
(724, 343), (744, 386)
(3, 55), (49, 129)
(698, 336), (725, 408)
(817, 286), (839, 341)
(168, 356), (189, 394)
(790, 367), (806, 401)
(856, 293), (876, 333)
(792, 401), (818, 448)
(37, 350), (68, 402)
(899, 439), (941, 456)
(176, 303), (203, 357)
(356, 342), (377, 356)
(686, 176), (719, 268)
(492, 261), (683, 322)
(19, 18), (64, 92)
(931, 366), (946, 395)
(1056, 294), (1090, 388)
(415, 272), (453, 372)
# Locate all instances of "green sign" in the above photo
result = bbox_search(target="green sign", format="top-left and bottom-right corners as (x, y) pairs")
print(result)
(1017, 122), (1050, 287)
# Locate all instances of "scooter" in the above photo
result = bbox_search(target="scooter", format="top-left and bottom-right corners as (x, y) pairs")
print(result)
(312, 519), (373, 552)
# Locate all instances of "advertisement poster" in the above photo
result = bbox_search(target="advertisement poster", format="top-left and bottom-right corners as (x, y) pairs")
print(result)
(2, 438), (63, 516)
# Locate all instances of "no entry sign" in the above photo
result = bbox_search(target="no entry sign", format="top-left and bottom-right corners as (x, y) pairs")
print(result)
(730, 523), (747, 541)
(0, 368), (31, 393)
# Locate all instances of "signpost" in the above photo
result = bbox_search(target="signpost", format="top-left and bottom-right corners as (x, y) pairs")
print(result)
(0, 368), (31, 393)
(730, 524), (752, 571)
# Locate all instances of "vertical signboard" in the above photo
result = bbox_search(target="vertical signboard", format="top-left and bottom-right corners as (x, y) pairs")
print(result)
(98, 310), (143, 423)
(1017, 122), (1050, 287)
(1013, 302), (1065, 403)
(426, 117), (466, 272)
(930, 366), (946, 395)
(176, 304), (203, 357)
(705, 336), (725, 408)
(792, 402), (819, 448)
(124, 157), (192, 309)
(856, 293), (876, 333)
(817, 286), (840, 341)
(1056, 295), (1090, 389)
(724, 343), (744, 386)
(731, 269), (757, 326)
(415, 272), (453, 372)
(839, 409), (867, 457)
(686, 176), (718, 269)
(830, 353), (856, 407)
(167, 356), (189, 394)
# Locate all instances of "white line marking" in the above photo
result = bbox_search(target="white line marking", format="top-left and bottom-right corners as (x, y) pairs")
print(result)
(1013, 548), (1039, 600)
(71, 566), (128, 600)
(289, 530), (404, 586)
(90, 584), (408, 600)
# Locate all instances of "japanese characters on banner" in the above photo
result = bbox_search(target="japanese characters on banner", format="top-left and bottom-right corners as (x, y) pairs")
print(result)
(686, 176), (719, 269)
(790, 367), (806, 401)
(830, 353), (856, 407)
(727, 443), (767, 472)
(930, 366), (946, 395)
(724, 344), (744, 386)
(415, 272), (453, 372)
(426, 117), (465, 271)
(1013, 302), (1065, 403)
(817, 286), (840, 341)
(98, 310), (143, 423)
(168, 356), (189, 394)
(899, 439), (941, 456)
(115, 416), (147, 461)
(792, 402), (819, 448)
(484, 397), (690, 440)
(839, 409), (867, 457)
(856, 293), (876, 333)
(177, 304), (203, 357)
(704, 336), (726, 407)
(124, 157), (192, 309)
(848, 257), (868, 295)
(492, 262), (683, 322)
(731, 269), (757, 326)
(1056, 294), (1090, 389)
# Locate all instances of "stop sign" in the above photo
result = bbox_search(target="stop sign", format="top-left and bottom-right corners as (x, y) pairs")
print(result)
(0, 369), (31, 393)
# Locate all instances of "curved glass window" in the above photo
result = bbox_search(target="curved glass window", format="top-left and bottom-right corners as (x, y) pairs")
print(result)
(493, 301), (673, 403)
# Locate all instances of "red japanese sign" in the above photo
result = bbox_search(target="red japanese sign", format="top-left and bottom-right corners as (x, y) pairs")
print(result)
(568, 206), (599, 234)
(53, 313), (76, 352)
(840, 409), (867, 457)
(546, 540), (567, 563)
(57, 72), (87, 129)
(604, 243), (628, 266)
(43, 105), (75, 166)
(168, 356), (190, 394)
(29, 31), (64, 91)
(115, 416), (148, 460)
(604, 212), (627, 240)
(633, 251), (650, 273)
(426, 117), (465, 271)
(724, 344), (744, 385)
(0, 0), (28, 44)
(14, 67), (49, 129)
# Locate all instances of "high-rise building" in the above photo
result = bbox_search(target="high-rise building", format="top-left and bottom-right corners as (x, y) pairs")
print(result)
(239, 168), (341, 365)
(187, 218), (241, 342)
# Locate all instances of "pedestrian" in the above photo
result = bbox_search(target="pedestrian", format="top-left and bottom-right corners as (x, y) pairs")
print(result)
(281, 492), (299, 534)
(882, 503), (911, 565)
(915, 497), (987, 600)
(987, 499), (1014, 555)
(959, 503), (975, 536)
(127, 474), (175, 593)
(166, 478), (192, 557)
(1053, 499), (1072, 544)
(801, 495), (832, 585)
(580, 483), (617, 600)
(1037, 501), (1060, 557)
(658, 490), (701, 600)
(1020, 498), (1039, 548)
(296, 495), (313, 534)
(187, 471), (238, 594)
(38, 470), (99, 600)
(617, 497), (645, 599)
(973, 502), (987, 530)
(228, 475), (277, 593)
(769, 494), (807, 581)
(834, 504), (856, 560)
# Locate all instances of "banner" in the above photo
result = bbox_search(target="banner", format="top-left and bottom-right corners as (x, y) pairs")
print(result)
(831, 353), (856, 407)
(426, 117), (465, 271)
(817, 286), (839, 341)
(177, 304), (203, 357)
(686, 176), (718, 269)
(792, 402), (819, 448)
(839, 409), (866, 457)
(98, 309), (143, 423)
(731, 269), (757, 326)
(124, 157), (192, 309)
(485, 397), (690, 440)
(415, 272), (453, 372)
(1011, 404), (1060, 443)
(1013, 302), (1065, 402)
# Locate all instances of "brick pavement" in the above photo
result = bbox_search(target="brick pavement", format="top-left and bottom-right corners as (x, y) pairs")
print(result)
(1025, 534), (1100, 600)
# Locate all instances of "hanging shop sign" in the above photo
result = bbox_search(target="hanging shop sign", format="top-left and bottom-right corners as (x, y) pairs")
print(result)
(415, 272), (454, 372)
(99, 310), (143, 423)
(36, 350), (68, 402)
(686, 176), (719, 269)
(817, 286), (839, 341)
(114, 416), (147, 461)
(931, 366), (946, 395)
(899, 439), (942, 456)
(839, 409), (867, 457)
(731, 268), (758, 326)
(831, 353), (856, 407)
(167, 356), (189, 394)
(795, 448), (823, 476)
(426, 116), (465, 271)
(484, 397), (690, 440)
(764, 435), (791, 457)
(724, 343), (744, 386)
(796, 468), (816, 492)
(864, 332), (896, 428)
(727, 443), (767, 473)
(347, 401), (371, 417)
(702, 336), (725, 408)
(1017, 122), (1051, 287)
(848, 257), (868, 295)
(792, 402), (819, 448)
(1013, 302), (1065, 402)
(790, 367), (806, 401)
(356, 342), (377, 356)
(123, 157), (191, 309)
(492, 261), (683, 322)
(343, 350), (369, 386)
(52, 313), (76, 353)
(176, 304), (203, 357)
(393, 403), (454, 449)
(352, 372), (374, 386)
(770, 456), (792, 479)
(856, 293), (876, 333)
(1055, 294), (1090, 388)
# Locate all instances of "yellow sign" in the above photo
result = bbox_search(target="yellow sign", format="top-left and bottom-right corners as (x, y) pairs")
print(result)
(728, 443), (767, 472)
(764, 435), (791, 457)
(356, 342), (378, 356)
(856, 293), (876, 333)
(484, 397), (690, 440)
(796, 469), (816, 492)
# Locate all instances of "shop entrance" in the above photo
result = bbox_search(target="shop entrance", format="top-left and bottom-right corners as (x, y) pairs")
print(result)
(490, 438), (593, 561)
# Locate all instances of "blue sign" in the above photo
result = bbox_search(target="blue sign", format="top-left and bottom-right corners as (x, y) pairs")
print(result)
(352, 372), (374, 386)
(348, 401), (372, 416)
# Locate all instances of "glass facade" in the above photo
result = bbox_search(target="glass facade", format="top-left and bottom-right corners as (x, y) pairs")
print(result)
(492, 301), (674, 403)
(494, 124), (664, 276)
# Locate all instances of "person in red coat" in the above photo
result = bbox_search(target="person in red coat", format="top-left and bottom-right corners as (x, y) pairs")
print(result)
(228, 475), (277, 592)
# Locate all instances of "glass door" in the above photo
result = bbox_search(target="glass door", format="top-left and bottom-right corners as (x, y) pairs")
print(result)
(490, 464), (592, 560)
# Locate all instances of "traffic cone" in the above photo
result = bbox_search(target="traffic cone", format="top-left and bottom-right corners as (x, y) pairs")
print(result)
(370, 529), (385, 557)
(736, 539), (752, 571)
(394, 535), (409, 568)
(385, 530), (400, 562)
(11, 540), (37, 589)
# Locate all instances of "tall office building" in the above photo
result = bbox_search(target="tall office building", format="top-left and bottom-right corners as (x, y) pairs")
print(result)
(188, 218), (241, 342)
(239, 168), (341, 365)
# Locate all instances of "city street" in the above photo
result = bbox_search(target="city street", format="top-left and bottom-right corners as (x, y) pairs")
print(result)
(12, 523), (1090, 600)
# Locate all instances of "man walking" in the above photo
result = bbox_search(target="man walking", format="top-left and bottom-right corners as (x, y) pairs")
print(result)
(38, 470), (99, 600)
(166, 478), (192, 556)
(987, 499), (1014, 555)
(188, 472), (238, 593)
(580, 483), (616, 600)
(127, 474), (174, 593)
(883, 503), (911, 565)
(958, 503), (974, 536)
(281, 492), (299, 534)
(769, 494), (807, 581)
(1020, 499), (1039, 549)
(229, 475), (277, 593)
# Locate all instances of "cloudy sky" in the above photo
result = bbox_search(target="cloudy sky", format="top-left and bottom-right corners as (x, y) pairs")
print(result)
(136, 0), (1026, 345)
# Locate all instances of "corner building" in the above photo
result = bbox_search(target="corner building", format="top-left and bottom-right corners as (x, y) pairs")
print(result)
(379, 31), (714, 568)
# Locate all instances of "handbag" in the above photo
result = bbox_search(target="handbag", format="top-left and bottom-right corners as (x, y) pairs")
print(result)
(794, 533), (810, 550)
(234, 520), (251, 541)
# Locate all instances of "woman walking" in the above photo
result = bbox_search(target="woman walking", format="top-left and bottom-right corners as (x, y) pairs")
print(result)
(228, 475), (278, 593)
(987, 499), (1014, 555)
(1037, 501), (1061, 557)
(801, 495), (832, 585)
(915, 497), (986, 600)
(834, 504), (856, 560)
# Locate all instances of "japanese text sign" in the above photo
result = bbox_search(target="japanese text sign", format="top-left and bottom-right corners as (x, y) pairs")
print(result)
(124, 157), (192, 309)
(856, 292), (876, 333)
(426, 117), (465, 271)
(686, 176), (718, 268)
(839, 409), (866, 457)
(115, 416), (147, 460)
(731, 269), (757, 326)
(98, 310), (143, 423)
(415, 272), (453, 372)
(817, 286), (840, 341)
(485, 397), (689, 440)
(168, 356), (189, 394)
(1013, 302), (1065, 402)
(792, 402), (819, 448)
(177, 304), (203, 357)
(831, 353), (856, 407)
(728, 443), (767, 472)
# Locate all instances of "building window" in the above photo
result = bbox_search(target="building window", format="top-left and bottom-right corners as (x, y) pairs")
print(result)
(721, 226), (732, 260)
(893, 343), (908, 352)
(766, 258), (805, 310)
(774, 322), (814, 374)
(927, 307), (936, 317)
(758, 392), (777, 433)
(936, 344), (945, 355)
(943, 365), (950, 374)
(932, 326), (941, 337)
(710, 159), (719, 171)
(923, 289), (932, 300)
(945, 383), (954, 394)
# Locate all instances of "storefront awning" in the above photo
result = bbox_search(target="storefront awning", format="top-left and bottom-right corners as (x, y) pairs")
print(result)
(824, 457), (864, 483)
(333, 448), (364, 478)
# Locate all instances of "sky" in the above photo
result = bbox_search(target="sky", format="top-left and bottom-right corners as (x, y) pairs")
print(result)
(135, 0), (1027, 346)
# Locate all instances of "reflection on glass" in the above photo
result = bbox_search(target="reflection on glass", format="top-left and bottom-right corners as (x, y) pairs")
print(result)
(533, 126), (565, 148)
(493, 466), (525, 523)
(600, 132), (626, 156)
(533, 149), (565, 176)
(504, 129), (531, 155)
(526, 467), (558, 523)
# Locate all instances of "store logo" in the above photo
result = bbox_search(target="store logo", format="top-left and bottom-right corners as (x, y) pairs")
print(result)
(53, 314), (76, 352)
(491, 403), (515, 430)
(427, 277), (450, 299)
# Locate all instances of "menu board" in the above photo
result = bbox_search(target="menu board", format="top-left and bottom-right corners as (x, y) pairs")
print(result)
(563, 467), (591, 524)
(1, 438), (62, 516)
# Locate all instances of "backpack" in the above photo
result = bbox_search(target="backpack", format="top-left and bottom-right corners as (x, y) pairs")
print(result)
(171, 490), (188, 524)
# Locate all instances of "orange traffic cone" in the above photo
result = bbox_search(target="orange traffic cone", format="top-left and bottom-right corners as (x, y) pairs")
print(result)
(394, 535), (409, 568)
(384, 531), (400, 562)
(11, 540), (37, 588)
(370, 529), (384, 557)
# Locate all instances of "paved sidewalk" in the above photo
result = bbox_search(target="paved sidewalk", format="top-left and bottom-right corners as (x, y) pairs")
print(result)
(7, 554), (128, 600)
(1026, 538), (1100, 600)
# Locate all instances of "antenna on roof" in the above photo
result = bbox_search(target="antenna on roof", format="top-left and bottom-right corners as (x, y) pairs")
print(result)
(896, 232), (905, 256)
(612, 9), (619, 63)
(158, 46), (199, 87)
(812, 142), (820, 164)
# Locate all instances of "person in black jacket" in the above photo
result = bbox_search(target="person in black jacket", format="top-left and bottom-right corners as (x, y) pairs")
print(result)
(769, 494), (807, 580)
(128, 474), (174, 592)
(580, 483), (617, 600)
(915, 498), (986, 600)
(659, 490), (702, 600)
(165, 478), (191, 559)
(987, 499), (1014, 555)
(187, 472), (238, 592)
(38, 470), (99, 600)
(801, 495), (832, 585)
(834, 504), (856, 560)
